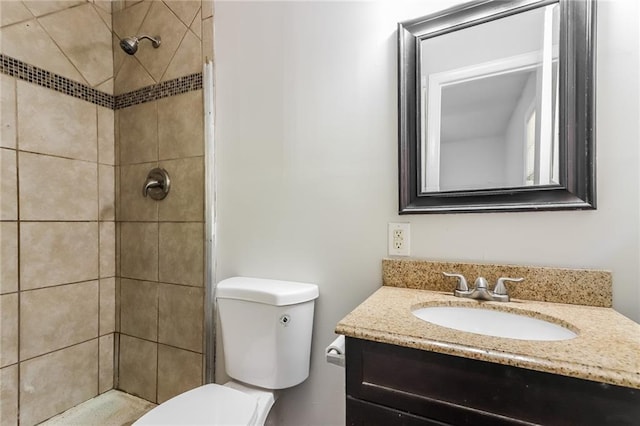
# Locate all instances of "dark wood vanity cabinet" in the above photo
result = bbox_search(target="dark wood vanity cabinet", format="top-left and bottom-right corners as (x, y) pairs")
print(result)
(345, 338), (640, 426)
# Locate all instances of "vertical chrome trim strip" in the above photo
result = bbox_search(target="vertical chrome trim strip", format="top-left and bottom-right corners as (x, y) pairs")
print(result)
(203, 59), (216, 384)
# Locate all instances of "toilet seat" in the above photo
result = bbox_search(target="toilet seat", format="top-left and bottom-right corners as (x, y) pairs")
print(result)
(133, 384), (258, 425)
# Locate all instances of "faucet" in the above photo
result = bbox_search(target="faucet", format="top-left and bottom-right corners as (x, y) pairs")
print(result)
(443, 272), (523, 302)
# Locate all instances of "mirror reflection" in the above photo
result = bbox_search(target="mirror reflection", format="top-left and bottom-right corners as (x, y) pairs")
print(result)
(420, 3), (559, 193)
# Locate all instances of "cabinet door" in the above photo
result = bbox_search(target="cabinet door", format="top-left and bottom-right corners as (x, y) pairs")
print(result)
(347, 396), (450, 426)
(346, 338), (640, 426)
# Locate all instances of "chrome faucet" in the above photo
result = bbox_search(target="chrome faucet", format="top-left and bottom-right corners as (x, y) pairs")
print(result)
(443, 272), (523, 302)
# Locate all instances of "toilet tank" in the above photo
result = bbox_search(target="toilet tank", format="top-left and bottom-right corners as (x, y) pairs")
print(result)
(216, 277), (319, 389)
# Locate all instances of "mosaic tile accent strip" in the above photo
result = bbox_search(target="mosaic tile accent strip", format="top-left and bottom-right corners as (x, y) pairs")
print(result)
(0, 55), (203, 110)
(1, 54), (114, 109)
(114, 73), (202, 110)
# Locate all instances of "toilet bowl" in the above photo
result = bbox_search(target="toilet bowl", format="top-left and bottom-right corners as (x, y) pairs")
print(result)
(133, 277), (319, 426)
(134, 382), (274, 426)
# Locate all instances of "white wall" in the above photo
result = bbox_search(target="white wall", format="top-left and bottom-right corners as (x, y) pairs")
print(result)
(213, 1), (640, 425)
(421, 3), (547, 75)
(440, 136), (506, 190)
(505, 71), (537, 184)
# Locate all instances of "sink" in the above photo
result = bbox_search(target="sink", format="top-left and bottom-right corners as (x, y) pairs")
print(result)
(412, 306), (577, 341)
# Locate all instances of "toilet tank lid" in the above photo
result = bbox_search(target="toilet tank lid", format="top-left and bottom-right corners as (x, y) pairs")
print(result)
(216, 277), (319, 306)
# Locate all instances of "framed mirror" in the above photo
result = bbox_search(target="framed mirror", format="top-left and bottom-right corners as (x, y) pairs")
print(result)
(398, 0), (596, 213)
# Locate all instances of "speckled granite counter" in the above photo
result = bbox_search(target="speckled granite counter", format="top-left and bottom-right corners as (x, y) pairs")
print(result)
(336, 286), (640, 390)
(382, 258), (613, 307)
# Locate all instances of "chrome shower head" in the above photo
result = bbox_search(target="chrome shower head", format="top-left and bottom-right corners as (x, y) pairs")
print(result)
(119, 35), (161, 55)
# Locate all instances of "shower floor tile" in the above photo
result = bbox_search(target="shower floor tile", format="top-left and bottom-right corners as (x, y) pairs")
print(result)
(39, 390), (156, 426)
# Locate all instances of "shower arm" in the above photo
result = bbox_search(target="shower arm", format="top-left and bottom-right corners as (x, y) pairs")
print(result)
(137, 35), (161, 48)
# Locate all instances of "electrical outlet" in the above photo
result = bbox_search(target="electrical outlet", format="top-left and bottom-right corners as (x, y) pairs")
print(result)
(388, 223), (410, 256)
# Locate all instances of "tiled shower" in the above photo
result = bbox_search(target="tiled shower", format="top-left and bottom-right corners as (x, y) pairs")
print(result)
(0, 1), (212, 424)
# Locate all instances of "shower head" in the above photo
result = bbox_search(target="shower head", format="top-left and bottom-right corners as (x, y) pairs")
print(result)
(119, 35), (161, 55)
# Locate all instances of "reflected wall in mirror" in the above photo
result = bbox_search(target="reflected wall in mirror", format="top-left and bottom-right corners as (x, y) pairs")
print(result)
(398, 0), (596, 213)
(421, 4), (559, 192)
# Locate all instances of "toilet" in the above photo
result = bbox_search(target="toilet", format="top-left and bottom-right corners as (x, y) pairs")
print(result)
(134, 277), (319, 426)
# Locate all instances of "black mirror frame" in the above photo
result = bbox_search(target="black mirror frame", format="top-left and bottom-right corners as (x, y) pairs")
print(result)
(398, 0), (596, 214)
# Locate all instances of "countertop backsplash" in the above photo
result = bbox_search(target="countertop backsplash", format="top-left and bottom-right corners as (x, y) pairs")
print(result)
(382, 258), (612, 308)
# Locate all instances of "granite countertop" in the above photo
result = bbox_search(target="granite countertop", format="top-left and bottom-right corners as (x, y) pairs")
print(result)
(335, 286), (640, 390)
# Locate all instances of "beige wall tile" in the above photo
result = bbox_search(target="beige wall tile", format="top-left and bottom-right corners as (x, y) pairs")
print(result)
(119, 101), (158, 164)
(114, 56), (156, 95)
(157, 345), (202, 403)
(135, 1), (188, 82)
(125, 0), (145, 8)
(112, 33), (127, 81)
(17, 81), (96, 161)
(0, 20), (85, 84)
(158, 157), (204, 222)
(120, 222), (158, 282)
(99, 334), (114, 393)
(119, 163), (159, 221)
(158, 284), (203, 353)
(20, 222), (99, 290)
(0, 223), (18, 294)
(94, 4), (112, 32)
(114, 110), (121, 164)
(0, 365), (18, 426)
(20, 281), (99, 360)
(1, 2), (32, 28)
(202, 16), (213, 61)
(120, 279), (158, 341)
(96, 77), (114, 95)
(115, 165), (121, 221)
(99, 164), (115, 221)
(158, 90), (204, 160)
(202, 0), (213, 19)
(162, 29), (202, 82)
(190, 10), (201, 39)
(119, 335), (157, 403)
(0, 294), (18, 368)
(0, 148), (17, 220)
(19, 152), (98, 221)
(20, 340), (98, 426)
(98, 107), (115, 165)
(113, 334), (120, 396)
(0, 75), (16, 149)
(93, 1), (113, 14)
(100, 222), (116, 278)
(99, 278), (116, 335)
(115, 223), (121, 278)
(164, 1), (200, 27)
(112, 0), (150, 39)
(158, 223), (203, 287)
(22, 1), (84, 17)
(112, 0), (125, 13)
(38, 4), (113, 87)
(114, 278), (121, 332)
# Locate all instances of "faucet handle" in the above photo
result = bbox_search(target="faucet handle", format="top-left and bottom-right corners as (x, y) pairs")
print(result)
(443, 272), (469, 291)
(493, 277), (524, 295)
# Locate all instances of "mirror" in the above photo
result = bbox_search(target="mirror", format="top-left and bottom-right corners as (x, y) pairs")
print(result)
(398, 0), (596, 213)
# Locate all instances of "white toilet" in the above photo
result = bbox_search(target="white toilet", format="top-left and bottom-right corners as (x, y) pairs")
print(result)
(134, 277), (319, 425)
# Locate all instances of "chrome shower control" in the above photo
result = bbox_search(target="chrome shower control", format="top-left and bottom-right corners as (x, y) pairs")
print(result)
(143, 168), (170, 200)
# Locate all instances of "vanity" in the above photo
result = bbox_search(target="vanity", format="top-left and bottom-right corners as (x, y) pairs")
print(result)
(335, 260), (640, 425)
(354, 0), (640, 421)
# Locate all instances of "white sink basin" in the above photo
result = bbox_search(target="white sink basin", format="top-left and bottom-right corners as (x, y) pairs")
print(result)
(412, 306), (577, 341)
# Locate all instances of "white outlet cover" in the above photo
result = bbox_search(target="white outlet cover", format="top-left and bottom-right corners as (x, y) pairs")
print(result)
(388, 223), (410, 256)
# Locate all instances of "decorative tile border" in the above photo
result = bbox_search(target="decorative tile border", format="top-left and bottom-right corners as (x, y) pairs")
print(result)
(114, 73), (202, 109)
(0, 54), (202, 110)
(1, 54), (114, 109)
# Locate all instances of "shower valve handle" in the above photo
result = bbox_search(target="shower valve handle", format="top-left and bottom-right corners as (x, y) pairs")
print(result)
(142, 168), (171, 200)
